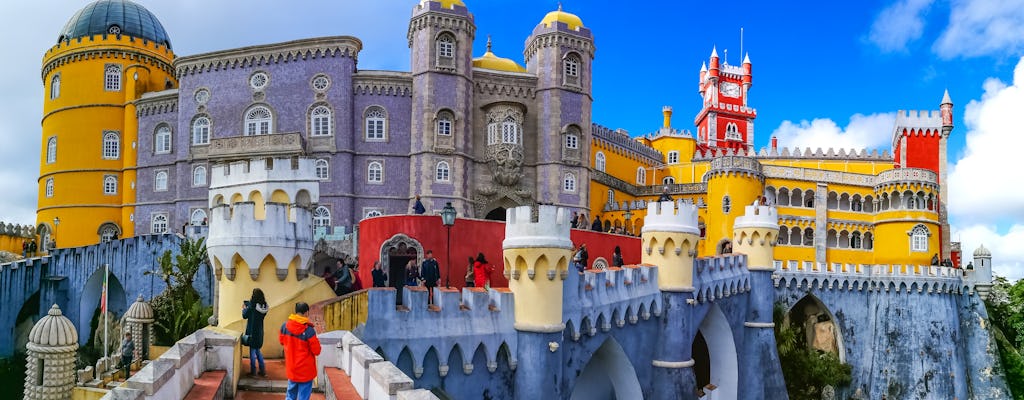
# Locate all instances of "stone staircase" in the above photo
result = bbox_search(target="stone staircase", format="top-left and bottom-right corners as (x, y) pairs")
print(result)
(237, 358), (359, 400)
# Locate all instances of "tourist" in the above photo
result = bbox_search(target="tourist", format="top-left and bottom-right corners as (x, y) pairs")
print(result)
(591, 216), (602, 231)
(320, 264), (337, 292)
(243, 288), (269, 377)
(931, 253), (940, 266)
(464, 256), (475, 287)
(279, 302), (321, 400)
(334, 259), (353, 296)
(119, 331), (134, 378)
(612, 246), (624, 268)
(473, 253), (493, 289)
(570, 211), (578, 229)
(28, 240), (37, 257)
(578, 244), (589, 271)
(21, 240), (27, 258)
(412, 196), (426, 214)
(421, 250), (440, 305)
(350, 260), (363, 291)
(405, 259), (420, 287)
(658, 186), (673, 202)
(371, 261), (387, 288)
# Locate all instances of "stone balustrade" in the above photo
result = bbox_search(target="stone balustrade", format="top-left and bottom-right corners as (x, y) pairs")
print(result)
(772, 259), (974, 295)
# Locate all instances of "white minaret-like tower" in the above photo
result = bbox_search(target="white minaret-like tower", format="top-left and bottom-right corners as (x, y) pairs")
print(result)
(24, 304), (78, 400)
(968, 244), (993, 300)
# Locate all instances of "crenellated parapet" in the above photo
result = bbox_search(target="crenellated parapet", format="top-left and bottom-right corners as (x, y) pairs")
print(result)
(0, 221), (35, 238)
(207, 202), (313, 280)
(773, 261), (976, 295)
(359, 287), (517, 378)
(562, 264), (662, 341)
(755, 146), (892, 161)
(703, 155), (764, 181)
(642, 201), (701, 292)
(690, 254), (751, 304)
(174, 36), (362, 77)
(733, 205), (779, 271)
(42, 33), (175, 79)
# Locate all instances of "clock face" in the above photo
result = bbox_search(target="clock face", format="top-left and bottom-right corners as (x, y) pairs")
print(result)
(720, 82), (741, 98)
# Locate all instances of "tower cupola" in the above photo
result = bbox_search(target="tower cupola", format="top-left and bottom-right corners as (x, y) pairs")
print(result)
(539, 4), (585, 31)
(58, 0), (172, 48)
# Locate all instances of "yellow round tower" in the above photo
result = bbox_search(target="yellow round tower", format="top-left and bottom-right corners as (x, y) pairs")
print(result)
(640, 201), (701, 291)
(732, 204), (780, 271)
(39, 0), (176, 248)
(704, 156), (764, 256)
(871, 171), (941, 266)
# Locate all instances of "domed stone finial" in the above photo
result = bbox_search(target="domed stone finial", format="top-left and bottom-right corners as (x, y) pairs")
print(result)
(29, 304), (77, 347)
(25, 304), (78, 400)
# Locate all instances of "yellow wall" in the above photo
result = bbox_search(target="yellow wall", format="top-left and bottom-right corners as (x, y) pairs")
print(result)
(38, 35), (175, 248)
(504, 247), (570, 332)
(705, 173), (763, 255)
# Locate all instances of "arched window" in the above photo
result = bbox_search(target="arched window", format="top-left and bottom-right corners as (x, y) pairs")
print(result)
(851, 231), (862, 249)
(190, 209), (207, 226)
(154, 171), (168, 191)
(50, 74), (60, 99)
(103, 175), (117, 194)
(864, 232), (874, 249)
(192, 117), (210, 145)
(725, 123), (741, 140)
(436, 110), (453, 136)
(564, 53), (581, 85)
(367, 161), (383, 183)
(192, 166), (207, 187)
(636, 167), (646, 185)
(667, 151), (680, 164)
(310, 105), (332, 136)
(151, 214), (168, 234)
(607, 189), (615, 204)
(595, 152), (606, 172)
(245, 106), (273, 135)
(364, 209), (383, 219)
(501, 116), (520, 144)
(313, 206), (331, 228)
(315, 159), (329, 180)
(46, 137), (57, 163)
(435, 161), (450, 182)
(365, 106), (387, 141)
(155, 126), (171, 154)
(910, 225), (930, 252)
(99, 224), (118, 242)
(563, 172), (577, 192)
(722, 196), (731, 213)
(663, 176), (675, 185)
(436, 33), (456, 68)
(45, 178), (54, 198)
(803, 228), (814, 246)
(104, 64), (121, 91)
(102, 132), (119, 159)
(777, 227), (789, 245)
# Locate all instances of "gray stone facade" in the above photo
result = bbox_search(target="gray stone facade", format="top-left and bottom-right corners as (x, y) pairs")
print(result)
(134, 1), (594, 235)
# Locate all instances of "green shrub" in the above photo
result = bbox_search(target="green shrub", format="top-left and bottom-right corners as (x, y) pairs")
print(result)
(145, 237), (213, 346)
(774, 303), (852, 400)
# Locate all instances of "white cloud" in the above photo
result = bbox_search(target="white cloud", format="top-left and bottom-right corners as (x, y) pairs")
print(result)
(769, 113), (896, 153)
(868, 0), (935, 52)
(933, 0), (1024, 58)
(952, 224), (1024, 281)
(947, 58), (1024, 225)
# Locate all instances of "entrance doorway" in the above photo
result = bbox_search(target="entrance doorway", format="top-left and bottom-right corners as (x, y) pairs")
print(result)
(379, 234), (424, 306)
(485, 207), (507, 221)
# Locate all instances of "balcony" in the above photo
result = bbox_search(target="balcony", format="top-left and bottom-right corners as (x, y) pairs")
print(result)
(207, 132), (305, 160)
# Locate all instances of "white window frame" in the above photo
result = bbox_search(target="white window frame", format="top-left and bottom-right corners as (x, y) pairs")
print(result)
(104, 64), (121, 91)
(363, 209), (384, 219)
(192, 116), (211, 145)
(437, 112), (453, 136)
(723, 196), (732, 214)
(367, 161), (384, 184)
(313, 206), (331, 228)
(564, 54), (580, 85)
(365, 107), (387, 141)
(154, 170), (168, 192)
(46, 137), (57, 164)
(667, 150), (680, 164)
(310, 105), (333, 137)
(910, 225), (929, 252)
(595, 151), (606, 172)
(315, 158), (330, 180)
(636, 167), (646, 185)
(565, 134), (579, 149)
(190, 209), (208, 226)
(102, 132), (120, 159)
(435, 161), (451, 182)
(725, 122), (741, 141)
(45, 178), (54, 198)
(99, 225), (118, 242)
(501, 116), (520, 144)
(151, 213), (168, 234)
(103, 175), (117, 195)
(663, 176), (675, 185)
(487, 123), (500, 145)
(244, 105), (273, 136)
(311, 74), (330, 92)
(50, 74), (60, 100)
(155, 126), (172, 154)
(563, 172), (577, 193)
(436, 33), (455, 67)
(191, 166), (207, 187)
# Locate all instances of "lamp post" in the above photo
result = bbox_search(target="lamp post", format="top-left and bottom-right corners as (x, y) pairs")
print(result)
(623, 206), (633, 236)
(440, 202), (457, 288)
(52, 216), (60, 251)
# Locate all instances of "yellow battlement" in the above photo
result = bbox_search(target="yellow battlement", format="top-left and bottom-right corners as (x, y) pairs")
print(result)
(502, 205), (572, 250)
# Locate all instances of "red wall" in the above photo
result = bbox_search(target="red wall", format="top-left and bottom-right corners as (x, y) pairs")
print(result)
(357, 215), (642, 290)
(904, 129), (941, 174)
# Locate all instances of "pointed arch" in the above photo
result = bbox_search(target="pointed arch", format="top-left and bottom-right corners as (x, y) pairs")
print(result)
(569, 337), (643, 400)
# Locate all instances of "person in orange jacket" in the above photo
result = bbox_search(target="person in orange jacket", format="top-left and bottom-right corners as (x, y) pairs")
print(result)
(279, 302), (321, 400)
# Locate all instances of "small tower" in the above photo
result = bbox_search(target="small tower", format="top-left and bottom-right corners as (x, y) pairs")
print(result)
(969, 244), (993, 300)
(124, 295), (154, 363)
(695, 46), (757, 152)
(503, 205), (571, 400)
(704, 156), (765, 256)
(206, 157), (335, 357)
(732, 204), (779, 271)
(24, 304), (78, 400)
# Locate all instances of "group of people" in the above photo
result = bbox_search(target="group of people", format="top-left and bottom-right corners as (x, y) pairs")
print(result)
(321, 258), (360, 296)
(395, 251), (495, 304)
(572, 243), (625, 272)
(242, 287), (323, 400)
(21, 239), (38, 257)
(569, 212), (638, 236)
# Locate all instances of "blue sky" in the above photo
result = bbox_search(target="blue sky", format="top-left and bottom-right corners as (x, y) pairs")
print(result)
(0, 0), (1021, 278)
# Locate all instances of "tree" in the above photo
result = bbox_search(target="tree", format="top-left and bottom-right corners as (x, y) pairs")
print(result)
(987, 276), (1024, 399)
(774, 302), (852, 400)
(145, 237), (212, 345)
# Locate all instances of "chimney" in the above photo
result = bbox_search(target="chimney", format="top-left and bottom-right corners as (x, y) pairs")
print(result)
(662, 106), (673, 129)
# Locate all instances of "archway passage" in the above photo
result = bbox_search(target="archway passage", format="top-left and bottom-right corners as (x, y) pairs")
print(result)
(692, 331), (711, 392)
(786, 295), (843, 360)
(485, 207), (507, 221)
(79, 267), (128, 345)
(695, 304), (739, 400)
(380, 235), (423, 306)
(570, 337), (643, 400)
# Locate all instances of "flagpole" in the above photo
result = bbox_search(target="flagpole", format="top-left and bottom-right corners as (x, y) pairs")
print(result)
(104, 262), (109, 360)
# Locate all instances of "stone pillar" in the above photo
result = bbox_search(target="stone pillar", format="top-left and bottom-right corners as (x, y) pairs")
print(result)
(24, 304), (78, 400)
(642, 201), (701, 400)
(124, 295), (154, 362)
(733, 205), (788, 400)
(503, 205), (571, 400)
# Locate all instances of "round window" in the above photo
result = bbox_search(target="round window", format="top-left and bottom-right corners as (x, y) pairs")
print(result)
(249, 72), (269, 90)
(194, 88), (210, 104)
(312, 75), (330, 91)
(108, 25), (122, 35)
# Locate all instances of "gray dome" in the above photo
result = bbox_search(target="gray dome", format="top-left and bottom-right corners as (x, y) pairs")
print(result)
(28, 304), (78, 347)
(57, 0), (171, 49)
(125, 295), (154, 321)
(973, 244), (992, 258)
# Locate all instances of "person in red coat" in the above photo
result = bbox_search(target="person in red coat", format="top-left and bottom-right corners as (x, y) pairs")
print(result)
(473, 253), (493, 289)
(279, 302), (321, 400)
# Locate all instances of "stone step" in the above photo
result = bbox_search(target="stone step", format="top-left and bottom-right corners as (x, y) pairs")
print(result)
(235, 391), (326, 400)
(238, 377), (325, 394)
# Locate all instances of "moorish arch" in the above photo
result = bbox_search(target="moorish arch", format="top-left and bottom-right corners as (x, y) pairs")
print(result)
(569, 337), (643, 400)
(693, 303), (738, 400)
(78, 267), (128, 345)
(380, 234), (424, 289)
(786, 293), (846, 362)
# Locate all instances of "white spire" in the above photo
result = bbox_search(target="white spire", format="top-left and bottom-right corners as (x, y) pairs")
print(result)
(743, 52), (751, 64)
(700, 62), (707, 72)
(942, 89), (952, 105)
(710, 46), (718, 58)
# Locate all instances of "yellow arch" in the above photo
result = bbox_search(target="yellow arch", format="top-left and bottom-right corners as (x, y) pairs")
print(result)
(249, 190), (266, 220)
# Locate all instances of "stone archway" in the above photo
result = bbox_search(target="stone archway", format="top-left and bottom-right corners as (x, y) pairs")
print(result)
(693, 303), (738, 399)
(380, 234), (424, 294)
(79, 267), (128, 346)
(786, 294), (845, 362)
(570, 337), (643, 400)
(485, 207), (507, 221)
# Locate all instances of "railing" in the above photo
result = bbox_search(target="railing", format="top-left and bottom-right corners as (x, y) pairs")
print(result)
(774, 260), (963, 278)
(207, 132), (305, 159)
(310, 289), (369, 333)
(593, 169), (708, 201)
(874, 168), (939, 187)
(709, 155), (762, 175)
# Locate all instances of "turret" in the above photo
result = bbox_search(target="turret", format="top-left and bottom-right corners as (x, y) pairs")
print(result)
(24, 304), (78, 400)
(941, 89), (954, 133)
(968, 244), (993, 300)
(708, 46), (720, 79)
(741, 53), (752, 106)
(704, 156), (764, 256)
(641, 201), (700, 291)
(662, 106), (673, 129)
(699, 62), (708, 93)
(503, 205), (571, 399)
(732, 205), (779, 270)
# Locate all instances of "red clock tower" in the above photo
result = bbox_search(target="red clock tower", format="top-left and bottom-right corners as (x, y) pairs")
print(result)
(695, 47), (756, 153)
